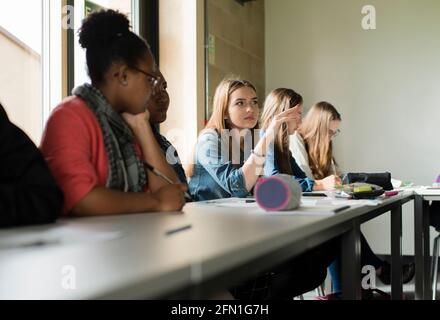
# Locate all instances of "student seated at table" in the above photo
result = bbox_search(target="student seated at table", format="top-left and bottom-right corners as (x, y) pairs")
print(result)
(40, 10), (186, 217)
(261, 90), (414, 296)
(187, 79), (338, 299)
(290, 100), (415, 290)
(146, 71), (188, 186)
(0, 103), (63, 227)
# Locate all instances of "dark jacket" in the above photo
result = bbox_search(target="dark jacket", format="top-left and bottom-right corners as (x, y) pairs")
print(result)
(431, 202), (440, 230)
(0, 104), (63, 227)
(152, 125), (188, 185)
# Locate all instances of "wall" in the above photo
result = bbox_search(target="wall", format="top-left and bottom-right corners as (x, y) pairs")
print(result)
(266, 0), (440, 255)
(158, 0), (265, 165)
(0, 27), (42, 144)
(207, 0), (265, 118)
(159, 0), (205, 165)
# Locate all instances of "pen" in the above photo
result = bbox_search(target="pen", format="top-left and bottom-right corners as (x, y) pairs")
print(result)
(143, 161), (192, 201)
(2, 238), (61, 250)
(204, 199), (256, 204)
(302, 192), (327, 197)
(332, 159), (338, 177)
(333, 205), (350, 213)
(165, 224), (192, 236)
(331, 159), (344, 190)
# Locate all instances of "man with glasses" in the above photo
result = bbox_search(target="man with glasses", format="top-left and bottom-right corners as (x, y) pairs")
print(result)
(146, 71), (189, 188)
(130, 65), (161, 91)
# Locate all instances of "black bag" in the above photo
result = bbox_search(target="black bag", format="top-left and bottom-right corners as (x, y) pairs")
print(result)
(342, 172), (393, 191)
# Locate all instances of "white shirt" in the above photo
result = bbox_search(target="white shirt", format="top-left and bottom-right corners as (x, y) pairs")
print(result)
(289, 131), (314, 179)
(289, 131), (338, 179)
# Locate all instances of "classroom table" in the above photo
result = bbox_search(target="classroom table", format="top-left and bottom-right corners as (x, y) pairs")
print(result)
(336, 191), (412, 300)
(0, 192), (413, 300)
(413, 188), (440, 300)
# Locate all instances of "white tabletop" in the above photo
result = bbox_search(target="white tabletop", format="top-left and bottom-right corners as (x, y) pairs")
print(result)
(0, 192), (413, 300)
(0, 209), (338, 299)
(412, 187), (440, 202)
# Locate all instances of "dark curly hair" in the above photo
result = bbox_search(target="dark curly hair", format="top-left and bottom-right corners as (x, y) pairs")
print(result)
(78, 9), (151, 84)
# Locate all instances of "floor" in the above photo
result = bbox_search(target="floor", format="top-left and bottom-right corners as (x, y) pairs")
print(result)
(301, 265), (440, 300)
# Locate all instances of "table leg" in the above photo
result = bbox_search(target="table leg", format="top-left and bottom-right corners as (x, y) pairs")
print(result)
(414, 195), (430, 300)
(342, 221), (361, 300)
(391, 204), (403, 299)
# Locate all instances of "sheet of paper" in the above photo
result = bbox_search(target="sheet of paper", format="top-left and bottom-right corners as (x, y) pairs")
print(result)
(302, 198), (380, 207)
(0, 228), (123, 251)
(197, 198), (258, 208)
(259, 204), (351, 216)
(196, 198), (351, 216)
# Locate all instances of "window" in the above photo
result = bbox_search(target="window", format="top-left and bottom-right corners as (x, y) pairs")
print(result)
(0, 0), (63, 144)
(0, 1), (141, 143)
(158, 0), (205, 166)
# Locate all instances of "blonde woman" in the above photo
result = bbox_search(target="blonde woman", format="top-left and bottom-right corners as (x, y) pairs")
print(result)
(291, 101), (415, 296)
(290, 102), (341, 188)
(258, 88), (340, 297)
(260, 89), (340, 191)
(188, 79), (299, 201)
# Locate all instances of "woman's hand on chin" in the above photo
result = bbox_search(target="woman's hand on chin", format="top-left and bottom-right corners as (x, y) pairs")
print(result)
(122, 110), (151, 134)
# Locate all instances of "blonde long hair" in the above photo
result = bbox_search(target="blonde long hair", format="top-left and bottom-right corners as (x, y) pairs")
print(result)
(185, 78), (258, 177)
(298, 102), (341, 180)
(260, 88), (303, 175)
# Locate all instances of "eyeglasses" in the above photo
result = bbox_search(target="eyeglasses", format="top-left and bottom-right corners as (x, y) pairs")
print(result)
(329, 128), (341, 138)
(130, 66), (160, 90)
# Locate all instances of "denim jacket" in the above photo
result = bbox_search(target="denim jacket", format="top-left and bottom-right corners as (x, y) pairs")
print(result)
(189, 129), (250, 201)
(263, 134), (315, 192)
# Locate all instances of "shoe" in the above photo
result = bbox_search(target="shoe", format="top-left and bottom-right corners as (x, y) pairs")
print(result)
(377, 262), (415, 285)
(362, 288), (391, 300)
(315, 290), (392, 300)
(314, 292), (342, 300)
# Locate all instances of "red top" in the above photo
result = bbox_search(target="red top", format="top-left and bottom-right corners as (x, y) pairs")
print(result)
(40, 96), (145, 215)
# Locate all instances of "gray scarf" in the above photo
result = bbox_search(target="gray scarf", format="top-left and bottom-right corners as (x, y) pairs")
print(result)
(73, 84), (147, 192)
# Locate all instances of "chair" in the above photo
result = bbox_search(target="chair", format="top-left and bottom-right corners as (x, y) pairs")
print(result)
(315, 284), (326, 297)
(295, 284), (325, 300)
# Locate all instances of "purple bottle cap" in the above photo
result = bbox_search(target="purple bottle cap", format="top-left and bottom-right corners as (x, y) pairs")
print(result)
(436, 175), (440, 183)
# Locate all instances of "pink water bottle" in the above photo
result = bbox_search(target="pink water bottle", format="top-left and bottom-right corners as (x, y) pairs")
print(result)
(255, 175), (302, 211)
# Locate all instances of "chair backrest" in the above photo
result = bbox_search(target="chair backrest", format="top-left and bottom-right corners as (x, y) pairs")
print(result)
(0, 103), (8, 119)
